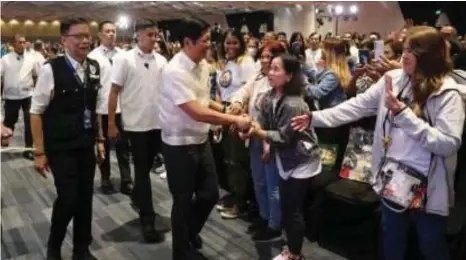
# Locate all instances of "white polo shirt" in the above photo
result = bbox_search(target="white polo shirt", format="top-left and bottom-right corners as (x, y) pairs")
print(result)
(88, 45), (124, 115)
(159, 51), (211, 146)
(111, 46), (167, 132)
(1, 51), (41, 100)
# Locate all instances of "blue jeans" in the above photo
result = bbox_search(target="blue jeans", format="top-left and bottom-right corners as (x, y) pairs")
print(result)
(381, 201), (449, 260)
(249, 138), (281, 230)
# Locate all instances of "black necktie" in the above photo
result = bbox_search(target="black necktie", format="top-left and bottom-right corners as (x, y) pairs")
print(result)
(109, 58), (113, 65)
(144, 63), (149, 69)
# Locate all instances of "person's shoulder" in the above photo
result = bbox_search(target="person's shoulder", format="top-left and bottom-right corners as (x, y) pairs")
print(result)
(385, 68), (404, 79)
(154, 52), (168, 64)
(1, 52), (12, 60)
(87, 47), (99, 58)
(238, 55), (254, 65)
(283, 95), (309, 112)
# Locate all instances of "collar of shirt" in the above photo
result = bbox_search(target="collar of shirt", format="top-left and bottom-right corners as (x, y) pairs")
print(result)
(100, 45), (117, 58)
(135, 46), (155, 60)
(179, 51), (198, 72)
(65, 52), (87, 71)
(14, 51), (24, 59)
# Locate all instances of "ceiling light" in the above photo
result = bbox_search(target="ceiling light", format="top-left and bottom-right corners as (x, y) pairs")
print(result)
(39, 21), (47, 26)
(349, 5), (358, 14)
(295, 4), (302, 11)
(117, 15), (129, 29)
(90, 21), (98, 27)
(9, 19), (19, 25)
(335, 5), (344, 15)
(52, 20), (60, 26)
(24, 20), (34, 26)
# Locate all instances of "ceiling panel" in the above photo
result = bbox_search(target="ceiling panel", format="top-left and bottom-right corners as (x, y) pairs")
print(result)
(0, 1), (305, 22)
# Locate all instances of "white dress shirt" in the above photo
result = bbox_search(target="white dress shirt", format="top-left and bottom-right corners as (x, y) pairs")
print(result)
(305, 48), (322, 69)
(30, 53), (87, 114)
(111, 46), (167, 132)
(88, 45), (124, 114)
(159, 51), (211, 146)
(1, 51), (41, 100)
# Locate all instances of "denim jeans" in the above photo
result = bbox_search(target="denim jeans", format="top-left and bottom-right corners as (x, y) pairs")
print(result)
(381, 201), (449, 260)
(249, 138), (281, 230)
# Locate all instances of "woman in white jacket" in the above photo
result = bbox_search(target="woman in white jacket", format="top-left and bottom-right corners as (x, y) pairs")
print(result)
(291, 26), (466, 260)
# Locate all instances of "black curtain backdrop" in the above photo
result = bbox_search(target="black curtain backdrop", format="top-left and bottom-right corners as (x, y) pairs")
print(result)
(157, 10), (274, 42)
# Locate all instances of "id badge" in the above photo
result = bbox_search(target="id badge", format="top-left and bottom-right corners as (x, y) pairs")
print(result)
(83, 109), (92, 130)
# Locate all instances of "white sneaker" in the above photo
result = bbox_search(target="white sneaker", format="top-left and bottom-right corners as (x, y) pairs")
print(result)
(273, 247), (290, 260)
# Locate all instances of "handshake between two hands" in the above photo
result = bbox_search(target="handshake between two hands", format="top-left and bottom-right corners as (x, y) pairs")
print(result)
(231, 114), (261, 140)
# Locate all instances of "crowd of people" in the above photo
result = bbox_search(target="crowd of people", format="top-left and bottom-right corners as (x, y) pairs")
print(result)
(1, 14), (466, 260)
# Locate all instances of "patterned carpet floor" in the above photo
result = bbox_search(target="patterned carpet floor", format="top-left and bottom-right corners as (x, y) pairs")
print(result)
(1, 116), (347, 260)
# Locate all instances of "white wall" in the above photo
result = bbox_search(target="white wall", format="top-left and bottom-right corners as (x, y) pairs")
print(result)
(275, 2), (405, 38)
(273, 5), (316, 38)
(318, 2), (405, 37)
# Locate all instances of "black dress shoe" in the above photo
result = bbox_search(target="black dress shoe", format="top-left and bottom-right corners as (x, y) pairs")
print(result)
(72, 249), (97, 260)
(142, 224), (165, 243)
(46, 248), (62, 260)
(190, 235), (203, 250)
(100, 180), (115, 195)
(120, 182), (133, 196)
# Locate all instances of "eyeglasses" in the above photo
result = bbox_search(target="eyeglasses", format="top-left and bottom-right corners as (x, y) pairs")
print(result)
(64, 34), (92, 41)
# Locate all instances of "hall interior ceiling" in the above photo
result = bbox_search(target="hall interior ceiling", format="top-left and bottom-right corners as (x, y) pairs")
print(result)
(0, 1), (304, 21)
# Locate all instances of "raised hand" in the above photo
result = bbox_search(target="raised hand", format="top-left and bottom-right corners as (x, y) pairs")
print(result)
(385, 75), (406, 115)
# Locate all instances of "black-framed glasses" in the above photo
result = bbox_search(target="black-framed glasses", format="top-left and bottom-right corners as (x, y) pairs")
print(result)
(64, 34), (92, 41)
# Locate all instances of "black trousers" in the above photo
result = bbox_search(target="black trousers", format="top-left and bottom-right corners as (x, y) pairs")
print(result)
(47, 147), (96, 251)
(99, 114), (131, 183)
(126, 130), (160, 223)
(162, 141), (219, 260)
(3, 97), (33, 147)
(280, 176), (312, 256)
(221, 127), (251, 210)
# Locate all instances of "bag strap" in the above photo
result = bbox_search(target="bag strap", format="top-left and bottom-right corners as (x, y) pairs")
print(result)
(378, 89), (435, 213)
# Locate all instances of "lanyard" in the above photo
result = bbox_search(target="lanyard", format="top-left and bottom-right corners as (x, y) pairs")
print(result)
(382, 77), (410, 152)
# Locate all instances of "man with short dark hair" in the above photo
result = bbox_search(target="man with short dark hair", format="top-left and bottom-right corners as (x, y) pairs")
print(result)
(160, 18), (252, 260)
(30, 17), (103, 260)
(108, 19), (167, 243)
(88, 20), (132, 195)
(1, 34), (40, 159)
